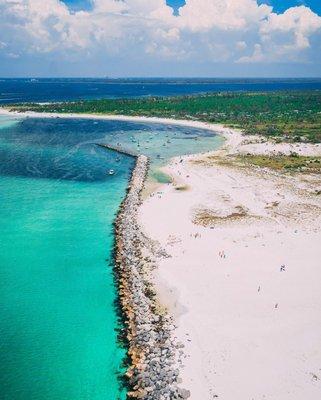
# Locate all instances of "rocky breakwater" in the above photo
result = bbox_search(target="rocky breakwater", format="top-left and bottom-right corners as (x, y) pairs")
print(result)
(114, 154), (190, 400)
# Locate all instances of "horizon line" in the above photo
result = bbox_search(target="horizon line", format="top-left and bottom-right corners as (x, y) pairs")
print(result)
(1, 76), (321, 80)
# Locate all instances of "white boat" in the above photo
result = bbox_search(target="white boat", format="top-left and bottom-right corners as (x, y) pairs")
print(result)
(108, 169), (115, 175)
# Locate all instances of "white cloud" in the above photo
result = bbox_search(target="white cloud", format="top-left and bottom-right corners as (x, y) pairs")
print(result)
(260, 5), (321, 59)
(0, 0), (320, 70)
(178, 0), (272, 31)
(236, 41), (248, 51)
(237, 43), (264, 63)
(7, 52), (20, 59)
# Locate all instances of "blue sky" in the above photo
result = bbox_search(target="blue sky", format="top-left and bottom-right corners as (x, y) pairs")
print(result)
(0, 0), (321, 77)
(258, 1), (321, 14)
(64, 0), (321, 14)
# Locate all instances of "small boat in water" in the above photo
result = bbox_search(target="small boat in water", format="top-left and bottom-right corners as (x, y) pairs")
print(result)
(108, 169), (115, 175)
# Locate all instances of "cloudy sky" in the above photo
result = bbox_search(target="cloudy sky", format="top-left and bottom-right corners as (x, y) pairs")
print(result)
(0, 0), (321, 77)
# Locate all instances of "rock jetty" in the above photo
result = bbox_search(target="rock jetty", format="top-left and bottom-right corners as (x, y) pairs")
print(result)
(114, 154), (190, 400)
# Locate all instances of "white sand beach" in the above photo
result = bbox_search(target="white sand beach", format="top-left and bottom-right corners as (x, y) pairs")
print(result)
(138, 125), (321, 399)
(2, 108), (321, 399)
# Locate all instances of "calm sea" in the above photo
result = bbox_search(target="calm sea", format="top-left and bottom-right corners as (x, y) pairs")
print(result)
(1, 78), (321, 104)
(0, 114), (223, 400)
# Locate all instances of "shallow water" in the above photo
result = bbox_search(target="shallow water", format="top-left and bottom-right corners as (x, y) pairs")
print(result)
(0, 116), (222, 400)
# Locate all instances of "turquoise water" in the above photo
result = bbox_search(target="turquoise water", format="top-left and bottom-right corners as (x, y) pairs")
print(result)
(91, 120), (225, 181)
(0, 116), (223, 400)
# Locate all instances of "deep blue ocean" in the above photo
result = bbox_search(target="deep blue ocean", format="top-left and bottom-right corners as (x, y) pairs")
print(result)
(1, 78), (321, 104)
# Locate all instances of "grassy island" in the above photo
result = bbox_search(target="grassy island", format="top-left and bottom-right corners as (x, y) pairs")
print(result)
(8, 91), (321, 143)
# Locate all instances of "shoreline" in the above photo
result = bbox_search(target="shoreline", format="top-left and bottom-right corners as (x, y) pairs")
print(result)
(2, 108), (321, 398)
(1, 108), (321, 156)
(0, 107), (240, 146)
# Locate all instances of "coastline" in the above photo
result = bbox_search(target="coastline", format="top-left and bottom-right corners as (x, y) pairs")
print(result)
(1, 108), (321, 156)
(2, 108), (321, 398)
(0, 107), (240, 145)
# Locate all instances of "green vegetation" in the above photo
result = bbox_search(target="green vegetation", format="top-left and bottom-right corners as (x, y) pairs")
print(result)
(9, 91), (321, 143)
(194, 153), (321, 174)
(238, 153), (321, 173)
